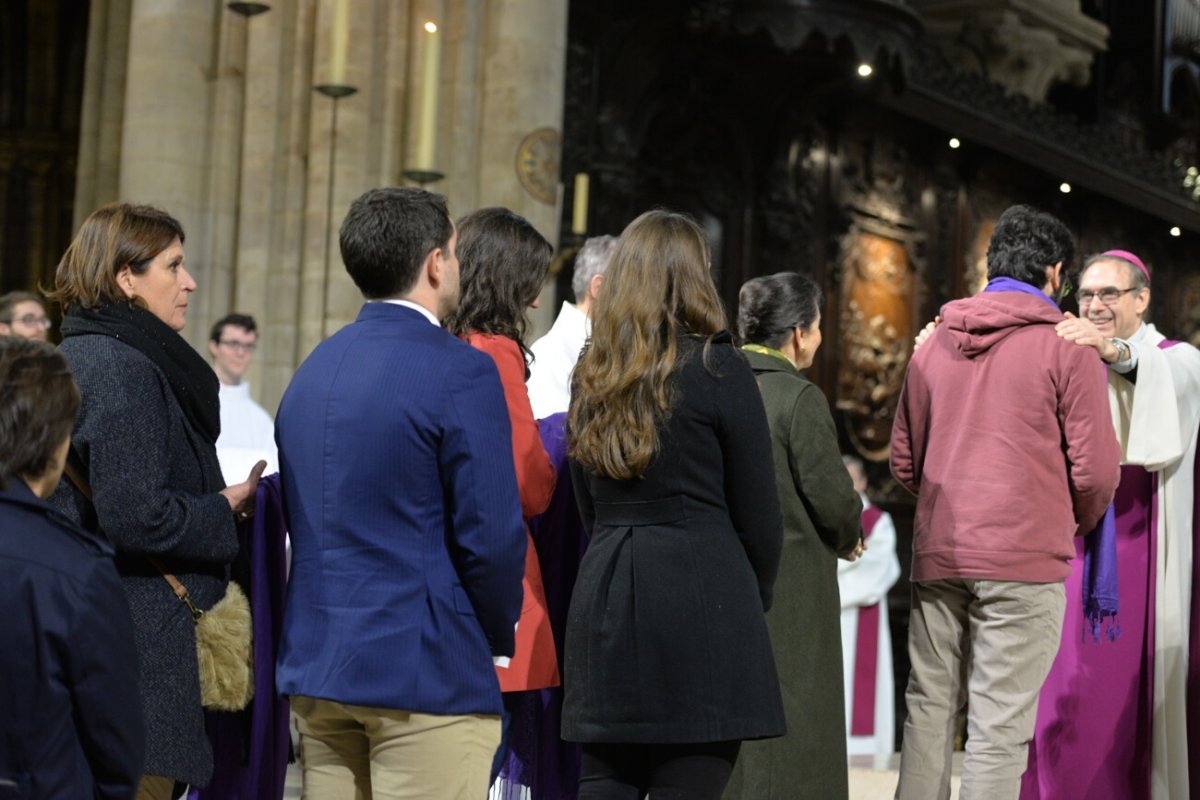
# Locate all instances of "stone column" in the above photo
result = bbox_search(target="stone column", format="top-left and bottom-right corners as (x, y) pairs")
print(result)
(119, 0), (220, 348)
(470, 0), (568, 335)
(73, 0), (131, 226)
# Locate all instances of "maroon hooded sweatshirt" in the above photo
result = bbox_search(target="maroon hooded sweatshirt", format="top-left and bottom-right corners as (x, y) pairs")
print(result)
(890, 290), (1122, 583)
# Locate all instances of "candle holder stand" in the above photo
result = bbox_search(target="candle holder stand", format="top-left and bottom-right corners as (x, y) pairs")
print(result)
(402, 169), (446, 187)
(314, 83), (358, 339)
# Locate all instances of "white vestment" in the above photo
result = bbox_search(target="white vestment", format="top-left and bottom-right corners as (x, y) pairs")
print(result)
(216, 381), (278, 485)
(527, 301), (589, 419)
(838, 495), (902, 757)
(1112, 324), (1200, 800)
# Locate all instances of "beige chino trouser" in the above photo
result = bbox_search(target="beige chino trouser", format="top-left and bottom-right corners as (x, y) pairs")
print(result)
(291, 695), (501, 800)
(896, 578), (1065, 800)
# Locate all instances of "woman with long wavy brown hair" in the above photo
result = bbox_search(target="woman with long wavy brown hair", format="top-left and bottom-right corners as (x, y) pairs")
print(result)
(563, 209), (786, 799)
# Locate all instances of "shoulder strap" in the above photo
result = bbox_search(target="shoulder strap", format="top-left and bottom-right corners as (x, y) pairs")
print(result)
(62, 457), (203, 621)
(62, 460), (92, 503)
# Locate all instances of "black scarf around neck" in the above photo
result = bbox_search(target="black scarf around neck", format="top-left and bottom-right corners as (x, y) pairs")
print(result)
(60, 301), (222, 446)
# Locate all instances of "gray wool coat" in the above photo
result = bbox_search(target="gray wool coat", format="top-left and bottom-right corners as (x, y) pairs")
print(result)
(49, 334), (238, 787)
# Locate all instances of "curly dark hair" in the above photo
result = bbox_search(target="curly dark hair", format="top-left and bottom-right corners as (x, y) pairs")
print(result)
(442, 207), (552, 365)
(986, 204), (1075, 288)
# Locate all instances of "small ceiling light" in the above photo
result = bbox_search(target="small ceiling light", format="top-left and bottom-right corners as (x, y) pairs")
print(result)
(1170, 226), (1182, 237)
(857, 63), (873, 78)
(948, 137), (961, 149)
(424, 21), (438, 33)
(1059, 182), (1072, 194)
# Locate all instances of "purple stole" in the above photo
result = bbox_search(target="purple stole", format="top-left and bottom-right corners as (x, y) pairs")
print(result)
(850, 505), (884, 737)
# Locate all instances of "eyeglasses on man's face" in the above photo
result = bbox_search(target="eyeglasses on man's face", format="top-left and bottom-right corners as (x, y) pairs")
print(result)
(218, 340), (257, 353)
(4, 314), (52, 330)
(1077, 287), (1139, 307)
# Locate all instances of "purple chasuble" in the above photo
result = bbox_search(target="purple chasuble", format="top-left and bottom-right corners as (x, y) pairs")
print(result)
(1022, 466), (1156, 800)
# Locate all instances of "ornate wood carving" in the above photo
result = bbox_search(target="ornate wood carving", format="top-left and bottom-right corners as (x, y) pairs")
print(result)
(836, 224), (915, 463)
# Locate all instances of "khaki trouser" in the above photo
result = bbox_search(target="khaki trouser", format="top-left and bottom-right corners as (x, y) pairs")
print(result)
(291, 695), (501, 800)
(135, 776), (175, 800)
(896, 578), (1065, 800)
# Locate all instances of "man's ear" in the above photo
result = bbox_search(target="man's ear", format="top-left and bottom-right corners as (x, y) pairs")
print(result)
(1046, 261), (1063, 289)
(207, 340), (220, 359)
(423, 247), (443, 289)
(589, 273), (604, 301)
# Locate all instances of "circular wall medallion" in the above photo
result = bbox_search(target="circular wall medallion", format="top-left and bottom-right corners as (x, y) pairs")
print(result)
(515, 128), (561, 205)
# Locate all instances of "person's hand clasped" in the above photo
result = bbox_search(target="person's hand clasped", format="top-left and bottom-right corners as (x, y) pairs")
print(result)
(842, 538), (867, 562)
(220, 459), (267, 522)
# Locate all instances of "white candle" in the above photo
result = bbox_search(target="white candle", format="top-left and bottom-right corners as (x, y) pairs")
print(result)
(572, 173), (589, 235)
(413, 21), (441, 172)
(330, 0), (349, 85)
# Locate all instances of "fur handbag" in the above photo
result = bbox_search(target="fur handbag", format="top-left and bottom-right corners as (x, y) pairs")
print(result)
(155, 565), (255, 711)
(61, 461), (254, 711)
(195, 581), (255, 710)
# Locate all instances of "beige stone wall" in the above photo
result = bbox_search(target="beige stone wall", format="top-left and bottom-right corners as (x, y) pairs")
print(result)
(73, 0), (569, 411)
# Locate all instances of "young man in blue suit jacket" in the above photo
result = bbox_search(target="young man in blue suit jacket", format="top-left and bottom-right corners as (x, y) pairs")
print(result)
(276, 187), (526, 798)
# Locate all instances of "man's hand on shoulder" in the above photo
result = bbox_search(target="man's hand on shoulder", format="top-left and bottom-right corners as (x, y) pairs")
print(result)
(1056, 312), (1122, 362)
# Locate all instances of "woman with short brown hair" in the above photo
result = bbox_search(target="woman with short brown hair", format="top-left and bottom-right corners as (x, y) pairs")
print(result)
(48, 203), (263, 798)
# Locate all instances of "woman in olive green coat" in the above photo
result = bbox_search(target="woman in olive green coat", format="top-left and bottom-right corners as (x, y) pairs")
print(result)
(724, 271), (865, 800)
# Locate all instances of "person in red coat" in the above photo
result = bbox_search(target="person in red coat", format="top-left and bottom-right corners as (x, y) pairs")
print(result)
(445, 207), (559, 790)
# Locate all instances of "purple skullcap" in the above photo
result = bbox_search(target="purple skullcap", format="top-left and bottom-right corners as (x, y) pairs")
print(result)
(1100, 249), (1151, 283)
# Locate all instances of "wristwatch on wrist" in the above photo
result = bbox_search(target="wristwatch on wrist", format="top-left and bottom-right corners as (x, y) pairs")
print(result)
(1107, 337), (1130, 364)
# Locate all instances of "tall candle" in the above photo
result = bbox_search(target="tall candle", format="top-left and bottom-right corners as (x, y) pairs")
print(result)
(413, 21), (441, 172)
(572, 173), (589, 235)
(330, 0), (350, 85)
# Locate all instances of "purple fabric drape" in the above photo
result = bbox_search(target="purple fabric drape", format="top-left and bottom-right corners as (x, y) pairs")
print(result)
(496, 413), (588, 800)
(189, 473), (291, 800)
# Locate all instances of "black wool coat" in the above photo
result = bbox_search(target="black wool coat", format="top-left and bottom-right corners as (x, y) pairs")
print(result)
(563, 335), (787, 744)
(49, 334), (238, 787)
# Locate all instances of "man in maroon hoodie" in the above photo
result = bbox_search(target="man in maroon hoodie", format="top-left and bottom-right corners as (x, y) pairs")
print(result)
(890, 204), (1122, 800)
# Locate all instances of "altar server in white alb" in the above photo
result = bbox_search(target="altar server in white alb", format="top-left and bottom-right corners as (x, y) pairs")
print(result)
(210, 313), (278, 484)
(838, 454), (901, 758)
(526, 235), (616, 419)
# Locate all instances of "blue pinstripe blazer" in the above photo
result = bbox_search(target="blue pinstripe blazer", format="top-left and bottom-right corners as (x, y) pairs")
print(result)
(275, 301), (526, 716)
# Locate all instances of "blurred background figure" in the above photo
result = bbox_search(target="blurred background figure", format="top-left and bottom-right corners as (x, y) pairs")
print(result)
(526, 234), (616, 420)
(443, 206), (560, 796)
(839, 454), (902, 761)
(0, 336), (144, 800)
(566, 210), (785, 800)
(726, 271), (863, 800)
(209, 313), (277, 484)
(0, 290), (51, 341)
(47, 203), (261, 799)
